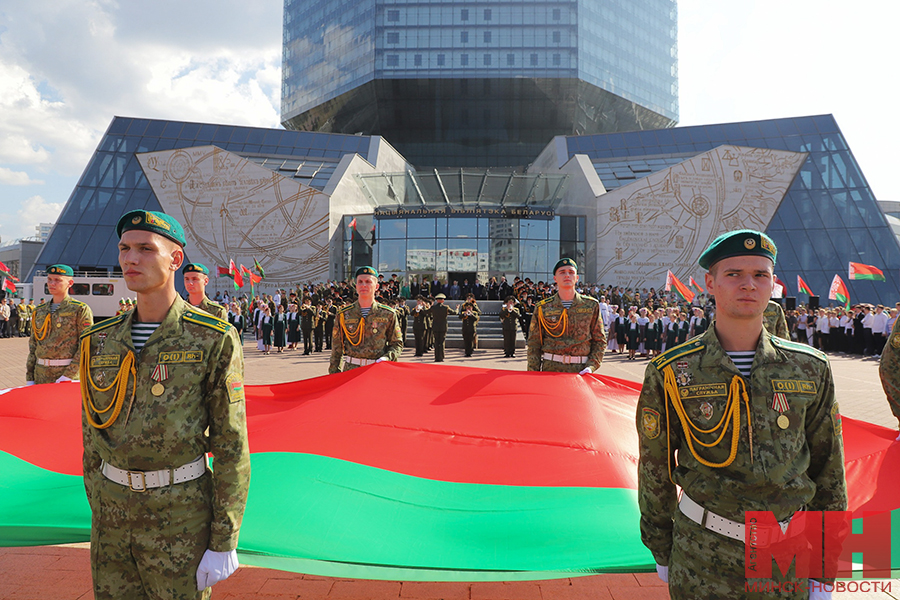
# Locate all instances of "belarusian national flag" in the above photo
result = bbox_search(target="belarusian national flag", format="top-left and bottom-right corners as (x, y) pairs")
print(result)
(253, 258), (266, 279)
(798, 275), (814, 296)
(232, 268), (244, 289)
(849, 262), (885, 281)
(665, 270), (695, 302)
(688, 276), (704, 293)
(1, 365), (899, 580)
(829, 274), (850, 308)
(217, 266), (232, 278)
(0, 260), (10, 274)
(1, 278), (15, 294)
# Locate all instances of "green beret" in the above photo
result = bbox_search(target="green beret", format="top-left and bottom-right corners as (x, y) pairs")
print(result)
(117, 210), (186, 247)
(355, 266), (379, 278)
(698, 229), (777, 270)
(183, 263), (209, 275)
(553, 258), (578, 274)
(47, 264), (74, 276)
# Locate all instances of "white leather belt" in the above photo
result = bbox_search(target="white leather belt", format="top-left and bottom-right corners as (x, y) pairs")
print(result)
(679, 493), (795, 545)
(344, 356), (376, 366)
(542, 353), (587, 364)
(37, 358), (73, 367)
(101, 456), (207, 492)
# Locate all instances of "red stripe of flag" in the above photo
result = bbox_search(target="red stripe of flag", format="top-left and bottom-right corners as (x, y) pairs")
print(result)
(798, 275), (814, 296)
(829, 274), (850, 309)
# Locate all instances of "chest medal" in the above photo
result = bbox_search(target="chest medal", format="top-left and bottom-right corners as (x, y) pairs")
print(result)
(772, 392), (790, 429)
(675, 361), (693, 386)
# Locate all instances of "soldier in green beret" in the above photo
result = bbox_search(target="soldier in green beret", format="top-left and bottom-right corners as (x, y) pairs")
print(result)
(637, 229), (846, 598)
(80, 209), (250, 599)
(184, 263), (228, 321)
(26, 264), (94, 384)
(526, 258), (606, 373)
(329, 266), (403, 373)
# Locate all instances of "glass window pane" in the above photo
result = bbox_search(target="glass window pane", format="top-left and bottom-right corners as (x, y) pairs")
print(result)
(448, 218), (477, 238)
(376, 240), (405, 272)
(520, 220), (548, 239)
(378, 219), (406, 239)
(407, 218), (436, 238)
(407, 239), (436, 271)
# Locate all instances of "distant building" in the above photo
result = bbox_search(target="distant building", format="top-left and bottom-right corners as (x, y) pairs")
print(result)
(35, 223), (53, 243)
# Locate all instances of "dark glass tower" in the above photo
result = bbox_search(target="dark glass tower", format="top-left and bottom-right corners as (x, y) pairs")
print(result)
(281, 0), (679, 168)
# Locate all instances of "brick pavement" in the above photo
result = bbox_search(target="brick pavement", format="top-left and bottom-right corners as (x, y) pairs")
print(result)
(2, 334), (898, 599)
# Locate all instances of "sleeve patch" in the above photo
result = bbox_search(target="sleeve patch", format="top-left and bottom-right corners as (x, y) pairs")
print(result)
(226, 372), (245, 404)
(831, 403), (842, 436)
(642, 408), (661, 439)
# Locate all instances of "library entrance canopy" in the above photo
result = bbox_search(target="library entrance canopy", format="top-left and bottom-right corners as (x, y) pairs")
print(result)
(356, 170), (568, 220)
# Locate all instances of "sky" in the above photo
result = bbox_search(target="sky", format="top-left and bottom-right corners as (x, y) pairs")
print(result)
(0, 0), (897, 246)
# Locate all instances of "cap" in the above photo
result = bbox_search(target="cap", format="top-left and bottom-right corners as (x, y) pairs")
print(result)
(355, 266), (379, 278)
(47, 264), (74, 276)
(553, 258), (578, 274)
(183, 263), (210, 275)
(435, 293), (446, 299)
(117, 210), (186, 247)
(698, 229), (777, 270)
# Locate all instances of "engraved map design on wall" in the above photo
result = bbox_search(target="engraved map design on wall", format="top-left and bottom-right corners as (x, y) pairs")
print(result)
(137, 146), (330, 284)
(596, 145), (807, 287)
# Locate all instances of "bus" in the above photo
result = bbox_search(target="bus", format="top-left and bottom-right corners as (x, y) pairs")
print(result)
(32, 271), (133, 322)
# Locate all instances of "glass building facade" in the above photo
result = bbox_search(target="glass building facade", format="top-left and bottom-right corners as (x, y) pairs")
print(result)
(567, 114), (900, 306)
(342, 214), (587, 285)
(281, 0), (678, 168)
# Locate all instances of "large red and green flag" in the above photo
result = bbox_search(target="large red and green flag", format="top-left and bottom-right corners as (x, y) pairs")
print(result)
(1, 278), (15, 294)
(798, 275), (814, 296)
(665, 270), (695, 303)
(2, 364), (900, 579)
(217, 265), (232, 278)
(0, 260), (10, 274)
(829, 274), (850, 308)
(688, 276), (704, 293)
(849, 262), (885, 282)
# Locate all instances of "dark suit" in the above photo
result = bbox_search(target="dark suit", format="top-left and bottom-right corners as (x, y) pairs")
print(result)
(428, 302), (455, 362)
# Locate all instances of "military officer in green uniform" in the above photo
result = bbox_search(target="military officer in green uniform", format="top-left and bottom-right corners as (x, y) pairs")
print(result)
(427, 293), (455, 362)
(26, 264), (93, 385)
(183, 263), (228, 321)
(526, 258), (606, 373)
(329, 266), (403, 373)
(500, 297), (520, 358)
(637, 230), (846, 599)
(80, 210), (250, 600)
(878, 315), (900, 437)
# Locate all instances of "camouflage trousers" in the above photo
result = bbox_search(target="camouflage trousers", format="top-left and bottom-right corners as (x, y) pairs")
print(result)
(668, 510), (807, 599)
(539, 360), (585, 373)
(90, 474), (213, 600)
(33, 363), (75, 385)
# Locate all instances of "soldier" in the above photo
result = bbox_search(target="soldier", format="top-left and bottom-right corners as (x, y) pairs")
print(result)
(323, 297), (336, 350)
(80, 209), (249, 599)
(183, 263), (228, 321)
(17, 297), (29, 337)
(878, 314), (900, 438)
(764, 300), (790, 340)
(499, 296), (520, 358)
(412, 296), (428, 356)
(526, 258), (606, 373)
(459, 301), (479, 357)
(427, 293), (455, 362)
(637, 229), (846, 599)
(329, 266), (403, 373)
(25, 298), (35, 336)
(26, 264), (94, 385)
(299, 296), (316, 355)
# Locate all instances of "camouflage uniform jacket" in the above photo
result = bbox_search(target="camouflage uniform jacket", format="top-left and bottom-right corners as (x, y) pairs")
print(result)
(878, 316), (900, 424)
(329, 300), (403, 373)
(637, 326), (847, 566)
(27, 296), (94, 382)
(764, 300), (789, 339)
(197, 295), (228, 321)
(79, 296), (250, 552)
(526, 292), (606, 371)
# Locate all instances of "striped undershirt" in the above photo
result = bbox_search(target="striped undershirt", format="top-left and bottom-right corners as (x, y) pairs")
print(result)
(725, 351), (755, 377)
(561, 301), (572, 309)
(50, 303), (60, 314)
(131, 322), (161, 352)
(360, 307), (371, 318)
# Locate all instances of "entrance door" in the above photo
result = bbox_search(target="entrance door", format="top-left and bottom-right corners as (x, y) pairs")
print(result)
(448, 271), (476, 298)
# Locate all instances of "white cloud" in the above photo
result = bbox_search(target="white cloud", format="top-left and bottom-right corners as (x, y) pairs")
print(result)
(16, 195), (64, 233)
(0, 167), (42, 186)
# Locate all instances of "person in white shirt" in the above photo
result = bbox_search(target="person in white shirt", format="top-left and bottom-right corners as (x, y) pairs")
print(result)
(815, 309), (830, 351)
(871, 304), (889, 355)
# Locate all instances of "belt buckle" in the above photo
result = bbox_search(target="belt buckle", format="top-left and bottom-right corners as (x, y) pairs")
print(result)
(127, 471), (147, 493)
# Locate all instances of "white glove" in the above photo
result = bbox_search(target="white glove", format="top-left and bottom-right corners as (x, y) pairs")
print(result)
(375, 357), (389, 363)
(808, 580), (832, 599)
(656, 564), (668, 583)
(578, 367), (593, 375)
(895, 430), (900, 442)
(55, 375), (73, 383)
(196, 549), (239, 590)
(25, 381), (35, 386)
